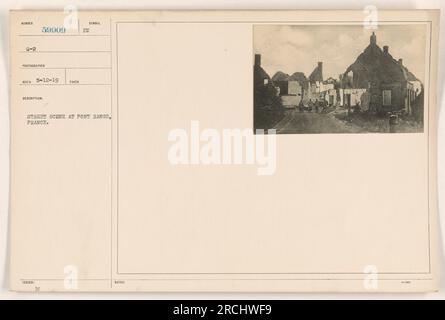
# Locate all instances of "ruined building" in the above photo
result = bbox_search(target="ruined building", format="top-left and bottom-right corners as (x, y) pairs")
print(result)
(307, 62), (325, 101)
(253, 54), (280, 109)
(342, 32), (422, 115)
(271, 61), (335, 108)
(253, 54), (284, 129)
(271, 71), (307, 108)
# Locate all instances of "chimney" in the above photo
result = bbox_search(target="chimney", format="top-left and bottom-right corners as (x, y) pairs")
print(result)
(370, 31), (377, 45)
(383, 46), (389, 54)
(398, 58), (403, 65)
(255, 54), (261, 66)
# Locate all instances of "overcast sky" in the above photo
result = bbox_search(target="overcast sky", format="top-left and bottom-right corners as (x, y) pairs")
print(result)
(254, 24), (427, 82)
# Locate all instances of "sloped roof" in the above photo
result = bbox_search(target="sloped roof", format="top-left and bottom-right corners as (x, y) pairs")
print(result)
(402, 66), (418, 81)
(271, 71), (290, 81)
(308, 64), (323, 82)
(344, 34), (420, 86)
(254, 64), (270, 80)
(288, 72), (307, 82)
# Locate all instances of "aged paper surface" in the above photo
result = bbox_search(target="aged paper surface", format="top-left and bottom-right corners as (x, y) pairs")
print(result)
(9, 10), (440, 292)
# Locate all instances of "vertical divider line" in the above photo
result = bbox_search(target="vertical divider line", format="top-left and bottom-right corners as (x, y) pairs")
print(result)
(110, 18), (113, 288)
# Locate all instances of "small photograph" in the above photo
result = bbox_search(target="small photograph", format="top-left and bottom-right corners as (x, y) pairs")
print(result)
(253, 25), (426, 134)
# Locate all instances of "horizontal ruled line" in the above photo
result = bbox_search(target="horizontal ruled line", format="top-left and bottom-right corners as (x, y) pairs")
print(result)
(19, 278), (434, 282)
(18, 34), (110, 37)
(20, 51), (111, 53)
(20, 67), (111, 70)
(20, 83), (111, 86)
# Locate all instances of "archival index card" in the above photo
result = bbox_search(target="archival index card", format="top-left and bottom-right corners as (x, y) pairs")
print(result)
(9, 10), (440, 292)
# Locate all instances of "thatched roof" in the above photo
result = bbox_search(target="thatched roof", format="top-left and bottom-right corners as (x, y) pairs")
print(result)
(344, 32), (420, 87)
(272, 71), (290, 81)
(288, 72), (307, 82)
